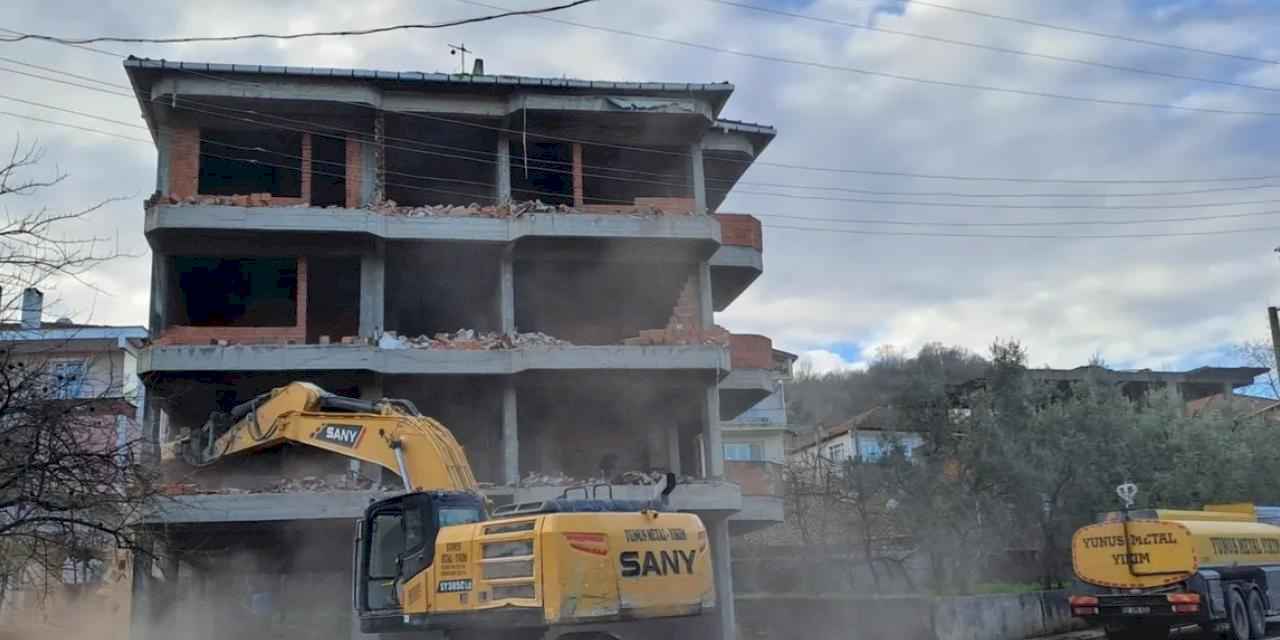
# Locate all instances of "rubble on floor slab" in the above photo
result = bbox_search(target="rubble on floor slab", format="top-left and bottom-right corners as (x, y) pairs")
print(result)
(158, 473), (394, 496)
(146, 192), (699, 218)
(516, 470), (697, 487)
(378, 329), (571, 350)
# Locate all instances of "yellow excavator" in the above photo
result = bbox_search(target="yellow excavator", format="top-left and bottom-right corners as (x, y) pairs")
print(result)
(179, 382), (715, 640)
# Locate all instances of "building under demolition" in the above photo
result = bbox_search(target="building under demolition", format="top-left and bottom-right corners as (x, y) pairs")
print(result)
(124, 57), (781, 639)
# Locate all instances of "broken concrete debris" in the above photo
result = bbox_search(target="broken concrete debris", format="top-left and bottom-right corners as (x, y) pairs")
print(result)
(516, 470), (695, 487)
(379, 329), (571, 350)
(159, 473), (390, 496)
(147, 192), (698, 218)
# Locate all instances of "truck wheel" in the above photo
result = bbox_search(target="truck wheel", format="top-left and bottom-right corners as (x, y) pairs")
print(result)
(1247, 588), (1267, 639)
(1228, 587), (1252, 640)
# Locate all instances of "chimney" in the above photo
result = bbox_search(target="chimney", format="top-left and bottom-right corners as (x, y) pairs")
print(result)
(472, 58), (484, 75)
(21, 288), (42, 329)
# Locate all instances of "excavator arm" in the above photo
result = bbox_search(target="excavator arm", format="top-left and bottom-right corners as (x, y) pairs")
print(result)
(179, 382), (478, 493)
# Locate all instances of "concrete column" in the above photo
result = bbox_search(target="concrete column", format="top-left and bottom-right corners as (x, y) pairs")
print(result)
(708, 516), (737, 640)
(148, 252), (168, 334)
(666, 423), (682, 475)
(702, 381), (724, 478)
(502, 379), (519, 485)
(359, 239), (386, 339)
(1222, 382), (1234, 407)
(696, 262), (714, 330)
(572, 142), (585, 207)
(499, 246), (515, 334)
(496, 133), (512, 206)
(689, 142), (707, 214)
(359, 140), (377, 206)
(372, 112), (386, 204)
(141, 391), (164, 464)
(155, 126), (171, 195)
(129, 547), (153, 640)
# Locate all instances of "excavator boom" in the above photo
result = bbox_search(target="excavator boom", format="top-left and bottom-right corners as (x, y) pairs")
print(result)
(180, 382), (478, 493)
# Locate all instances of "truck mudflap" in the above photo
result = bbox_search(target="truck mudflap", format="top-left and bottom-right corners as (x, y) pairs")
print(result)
(1070, 592), (1206, 624)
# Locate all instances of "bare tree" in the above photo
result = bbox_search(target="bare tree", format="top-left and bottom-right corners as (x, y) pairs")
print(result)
(0, 138), (151, 613)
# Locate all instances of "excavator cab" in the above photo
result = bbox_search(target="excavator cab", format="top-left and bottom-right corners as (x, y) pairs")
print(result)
(354, 490), (485, 633)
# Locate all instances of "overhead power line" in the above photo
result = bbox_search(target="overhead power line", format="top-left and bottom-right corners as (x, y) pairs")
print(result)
(12, 48), (1280, 187)
(709, 0), (1280, 94)
(891, 0), (1280, 67)
(0, 111), (151, 143)
(761, 222), (1280, 239)
(8, 104), (1280, 240)
(12, 65), (1280, 215)
(453, 0), (1280, 118)
(0, 0), (599, 44)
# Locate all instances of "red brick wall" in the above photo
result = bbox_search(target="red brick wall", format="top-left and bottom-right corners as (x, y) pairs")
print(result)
(716, 213), (763, 250)
(346, 136), (362, 208)
(165, 127), (312, 205)
(726, 460), (783, 496)
(153, 325), (306, 346)
(168, 126), (200, 199)
(730, 333), (773, 369)
(155, 257), (309, 346)
(296, 256), (308, 340)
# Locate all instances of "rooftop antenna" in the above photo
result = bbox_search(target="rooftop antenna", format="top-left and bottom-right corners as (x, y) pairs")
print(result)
(449, 42), (473, 75)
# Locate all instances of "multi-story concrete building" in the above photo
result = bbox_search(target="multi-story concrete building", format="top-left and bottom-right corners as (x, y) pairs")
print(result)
(124, 58), (778, 639)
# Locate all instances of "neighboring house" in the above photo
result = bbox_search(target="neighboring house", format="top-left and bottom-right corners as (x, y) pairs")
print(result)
(957, 365), (1267, 405)
(0, 287), (147, 444)
(722, 348), (797, 464)
(1186, 392), (1280, 419)
(0, 287), (146, 640)
(789, 406), (924, 466)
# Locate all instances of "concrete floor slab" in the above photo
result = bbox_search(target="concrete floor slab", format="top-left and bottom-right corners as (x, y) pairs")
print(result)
(138, 344), (731, 375)
(146, 205), (721, 244)
(145, 482), (742, 525)
(720, 368), (773, 420)
(709, 245), (762, 312)
(493, 480), (743, 515)
(144, 490), (389, 524)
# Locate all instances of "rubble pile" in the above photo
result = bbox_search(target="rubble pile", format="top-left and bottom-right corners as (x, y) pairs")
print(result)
(515, 470), (694, 488)
(146, 191), (699, 218)
(146, 193), (296, 208)
(378, 329), (570, 350)
(158, 473), (393, 496)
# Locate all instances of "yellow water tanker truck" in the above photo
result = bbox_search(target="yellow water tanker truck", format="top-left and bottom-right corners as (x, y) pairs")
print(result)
(1070, 499), (1280, 640)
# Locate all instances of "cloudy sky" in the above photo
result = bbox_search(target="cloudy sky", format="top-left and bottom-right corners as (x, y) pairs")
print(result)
(2, 0), (1279, 375)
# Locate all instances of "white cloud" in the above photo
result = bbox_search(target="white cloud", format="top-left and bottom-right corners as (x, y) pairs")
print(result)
(1, 0), (1279, 369)
(796, 349), (864, 376)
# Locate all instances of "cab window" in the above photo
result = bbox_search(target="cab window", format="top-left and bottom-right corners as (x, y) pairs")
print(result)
(367, 511), (403, 610)
(438, 506), (482, 528)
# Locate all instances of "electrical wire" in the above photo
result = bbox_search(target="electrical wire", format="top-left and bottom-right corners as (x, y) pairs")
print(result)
(0, 0), (599, 44)
(12, 78), (1280, 215)
(886, 0), (1280, 67)
(452, 0), (1280, 118)
(10, 107), (1280, 239)
(707, 0), (1280, 94)
(761, 222), (1280, 239)
(11, 45), (1280, 186)
(0, 111), (152, 143)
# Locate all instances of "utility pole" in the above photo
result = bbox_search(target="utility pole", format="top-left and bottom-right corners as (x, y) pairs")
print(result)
(1269, 306), (1280, 375)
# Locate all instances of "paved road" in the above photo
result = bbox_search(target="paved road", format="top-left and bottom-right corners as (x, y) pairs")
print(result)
(1033, 622), (1280, 639)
